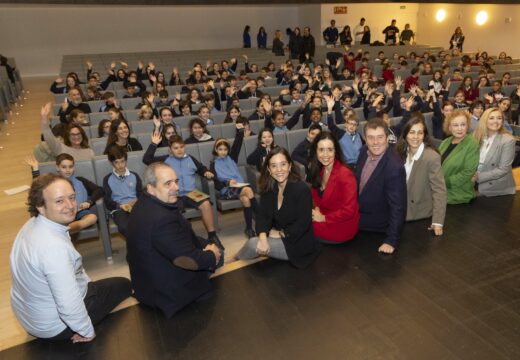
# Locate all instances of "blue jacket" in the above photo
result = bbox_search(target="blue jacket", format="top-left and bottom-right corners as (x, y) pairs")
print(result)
(257, 32), (267, 48)
(142, 144), (209, 196)
(355, 146), (407, 247)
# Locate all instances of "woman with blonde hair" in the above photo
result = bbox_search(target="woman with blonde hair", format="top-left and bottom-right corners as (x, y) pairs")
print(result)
(473, 108), (516, 196)
(138, 104), (153, 121)
(438, 109), (479, 204)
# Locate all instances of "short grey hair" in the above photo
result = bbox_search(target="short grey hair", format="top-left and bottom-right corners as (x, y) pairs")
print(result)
(143, 162), (171, 189)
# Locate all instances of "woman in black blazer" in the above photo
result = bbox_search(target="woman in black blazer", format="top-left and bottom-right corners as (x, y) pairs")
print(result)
(236, 147), (320, 268)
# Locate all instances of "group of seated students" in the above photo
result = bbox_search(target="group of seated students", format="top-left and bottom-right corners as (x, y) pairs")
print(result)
(18, 44), (519, 341)
(37, 45), (519, 245)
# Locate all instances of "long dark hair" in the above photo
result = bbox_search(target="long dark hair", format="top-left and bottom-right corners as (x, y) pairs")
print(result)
(396, 112), (437, 161)
(307, 131), (346, 189)
(257, 127), (274, 146)
(258, 146), (301, 193)
(105, 118), (131, 153)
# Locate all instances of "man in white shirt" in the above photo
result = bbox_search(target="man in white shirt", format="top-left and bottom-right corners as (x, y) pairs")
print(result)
(10, 173), (131, 342)
(353, 18), (366, 45)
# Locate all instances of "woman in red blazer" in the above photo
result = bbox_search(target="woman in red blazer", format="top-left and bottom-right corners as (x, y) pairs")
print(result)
(307, 131), (359, 243)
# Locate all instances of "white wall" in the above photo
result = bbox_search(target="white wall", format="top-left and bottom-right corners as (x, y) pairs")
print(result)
(0, 4), (299, 76)
(319, 3), (420, 45)
(2, 3), (519, 77)
(298, 4), (322, 40)
(416, 4), (520, 58)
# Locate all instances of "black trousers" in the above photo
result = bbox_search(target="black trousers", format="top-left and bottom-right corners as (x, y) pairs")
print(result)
(113, 210), (131, 237)
(45, 277), (132, 341)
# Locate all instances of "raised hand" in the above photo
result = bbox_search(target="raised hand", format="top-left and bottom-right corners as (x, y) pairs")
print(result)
(138, 60), (144, 69)
(55, 77), (64, 84)
(24, 155), (39, 171)
(86, 61), (93, 69)
(372, 94), (384, 106)
(41, 102), (52, 122)
(405, 96), (414, 111)
(395, 75), (402, 89)
(324, 95), (335, 112)
(151, 131), (162, 145)
(110, 61), (117, 70)
(120, 61), (129, 69)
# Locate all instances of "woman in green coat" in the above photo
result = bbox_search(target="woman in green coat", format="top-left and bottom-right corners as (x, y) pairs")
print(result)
(438, 109), (479, 204)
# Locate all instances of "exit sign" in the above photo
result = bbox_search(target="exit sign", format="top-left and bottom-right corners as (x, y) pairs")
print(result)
(334, 6), (348, 14)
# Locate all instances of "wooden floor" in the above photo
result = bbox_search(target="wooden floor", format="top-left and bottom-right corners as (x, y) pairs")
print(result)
(0, 78), (520, 358)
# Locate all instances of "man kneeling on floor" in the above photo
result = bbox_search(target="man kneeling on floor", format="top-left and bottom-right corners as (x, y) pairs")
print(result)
(126, 163), (222, 318)
(10, 174), (132, 343)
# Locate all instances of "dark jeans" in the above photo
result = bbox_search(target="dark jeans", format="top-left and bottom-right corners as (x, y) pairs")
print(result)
(46, 277), (132, 341)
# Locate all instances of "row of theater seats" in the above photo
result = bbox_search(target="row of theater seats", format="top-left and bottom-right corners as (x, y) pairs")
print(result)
(56, 45), (449, 78)
(52, 61), (520, 105)
(79, 107), (388, 157)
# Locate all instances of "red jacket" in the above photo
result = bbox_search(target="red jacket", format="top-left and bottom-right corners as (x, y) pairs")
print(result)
(404, 75), (419, 92)
(343, 53), (362, 73)
(311, 160), (359, 242)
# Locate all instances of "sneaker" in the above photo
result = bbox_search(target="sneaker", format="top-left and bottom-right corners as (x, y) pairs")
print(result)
(245, 228), (257, 239)
(208, 233), (225, 251)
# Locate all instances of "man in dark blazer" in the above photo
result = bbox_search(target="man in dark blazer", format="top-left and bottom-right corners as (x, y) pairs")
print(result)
(126, 163), (222, 318)
(355, 118), (407, 254)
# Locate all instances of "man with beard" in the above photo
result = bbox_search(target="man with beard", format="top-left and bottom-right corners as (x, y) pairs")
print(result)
(58, 87), (92, 124)
(300, 27), (316, 64)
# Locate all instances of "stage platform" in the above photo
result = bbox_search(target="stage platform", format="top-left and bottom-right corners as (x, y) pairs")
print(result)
(2, 195), (520, 360)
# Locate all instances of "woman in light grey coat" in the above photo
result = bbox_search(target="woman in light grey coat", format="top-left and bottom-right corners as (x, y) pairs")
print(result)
(396, 113), (447, 236)
(473, 108), (516, 197)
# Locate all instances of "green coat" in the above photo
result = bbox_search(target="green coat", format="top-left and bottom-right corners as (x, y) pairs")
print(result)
(439, 134), (479, 204)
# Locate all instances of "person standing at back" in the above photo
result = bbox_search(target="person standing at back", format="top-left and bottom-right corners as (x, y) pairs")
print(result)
(353, 18), (366, 45)
(382, 19), (399, 45)
(301, 27), (316, 63)
(243, 25), (251, 48)
(323, 19), (339, 46)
